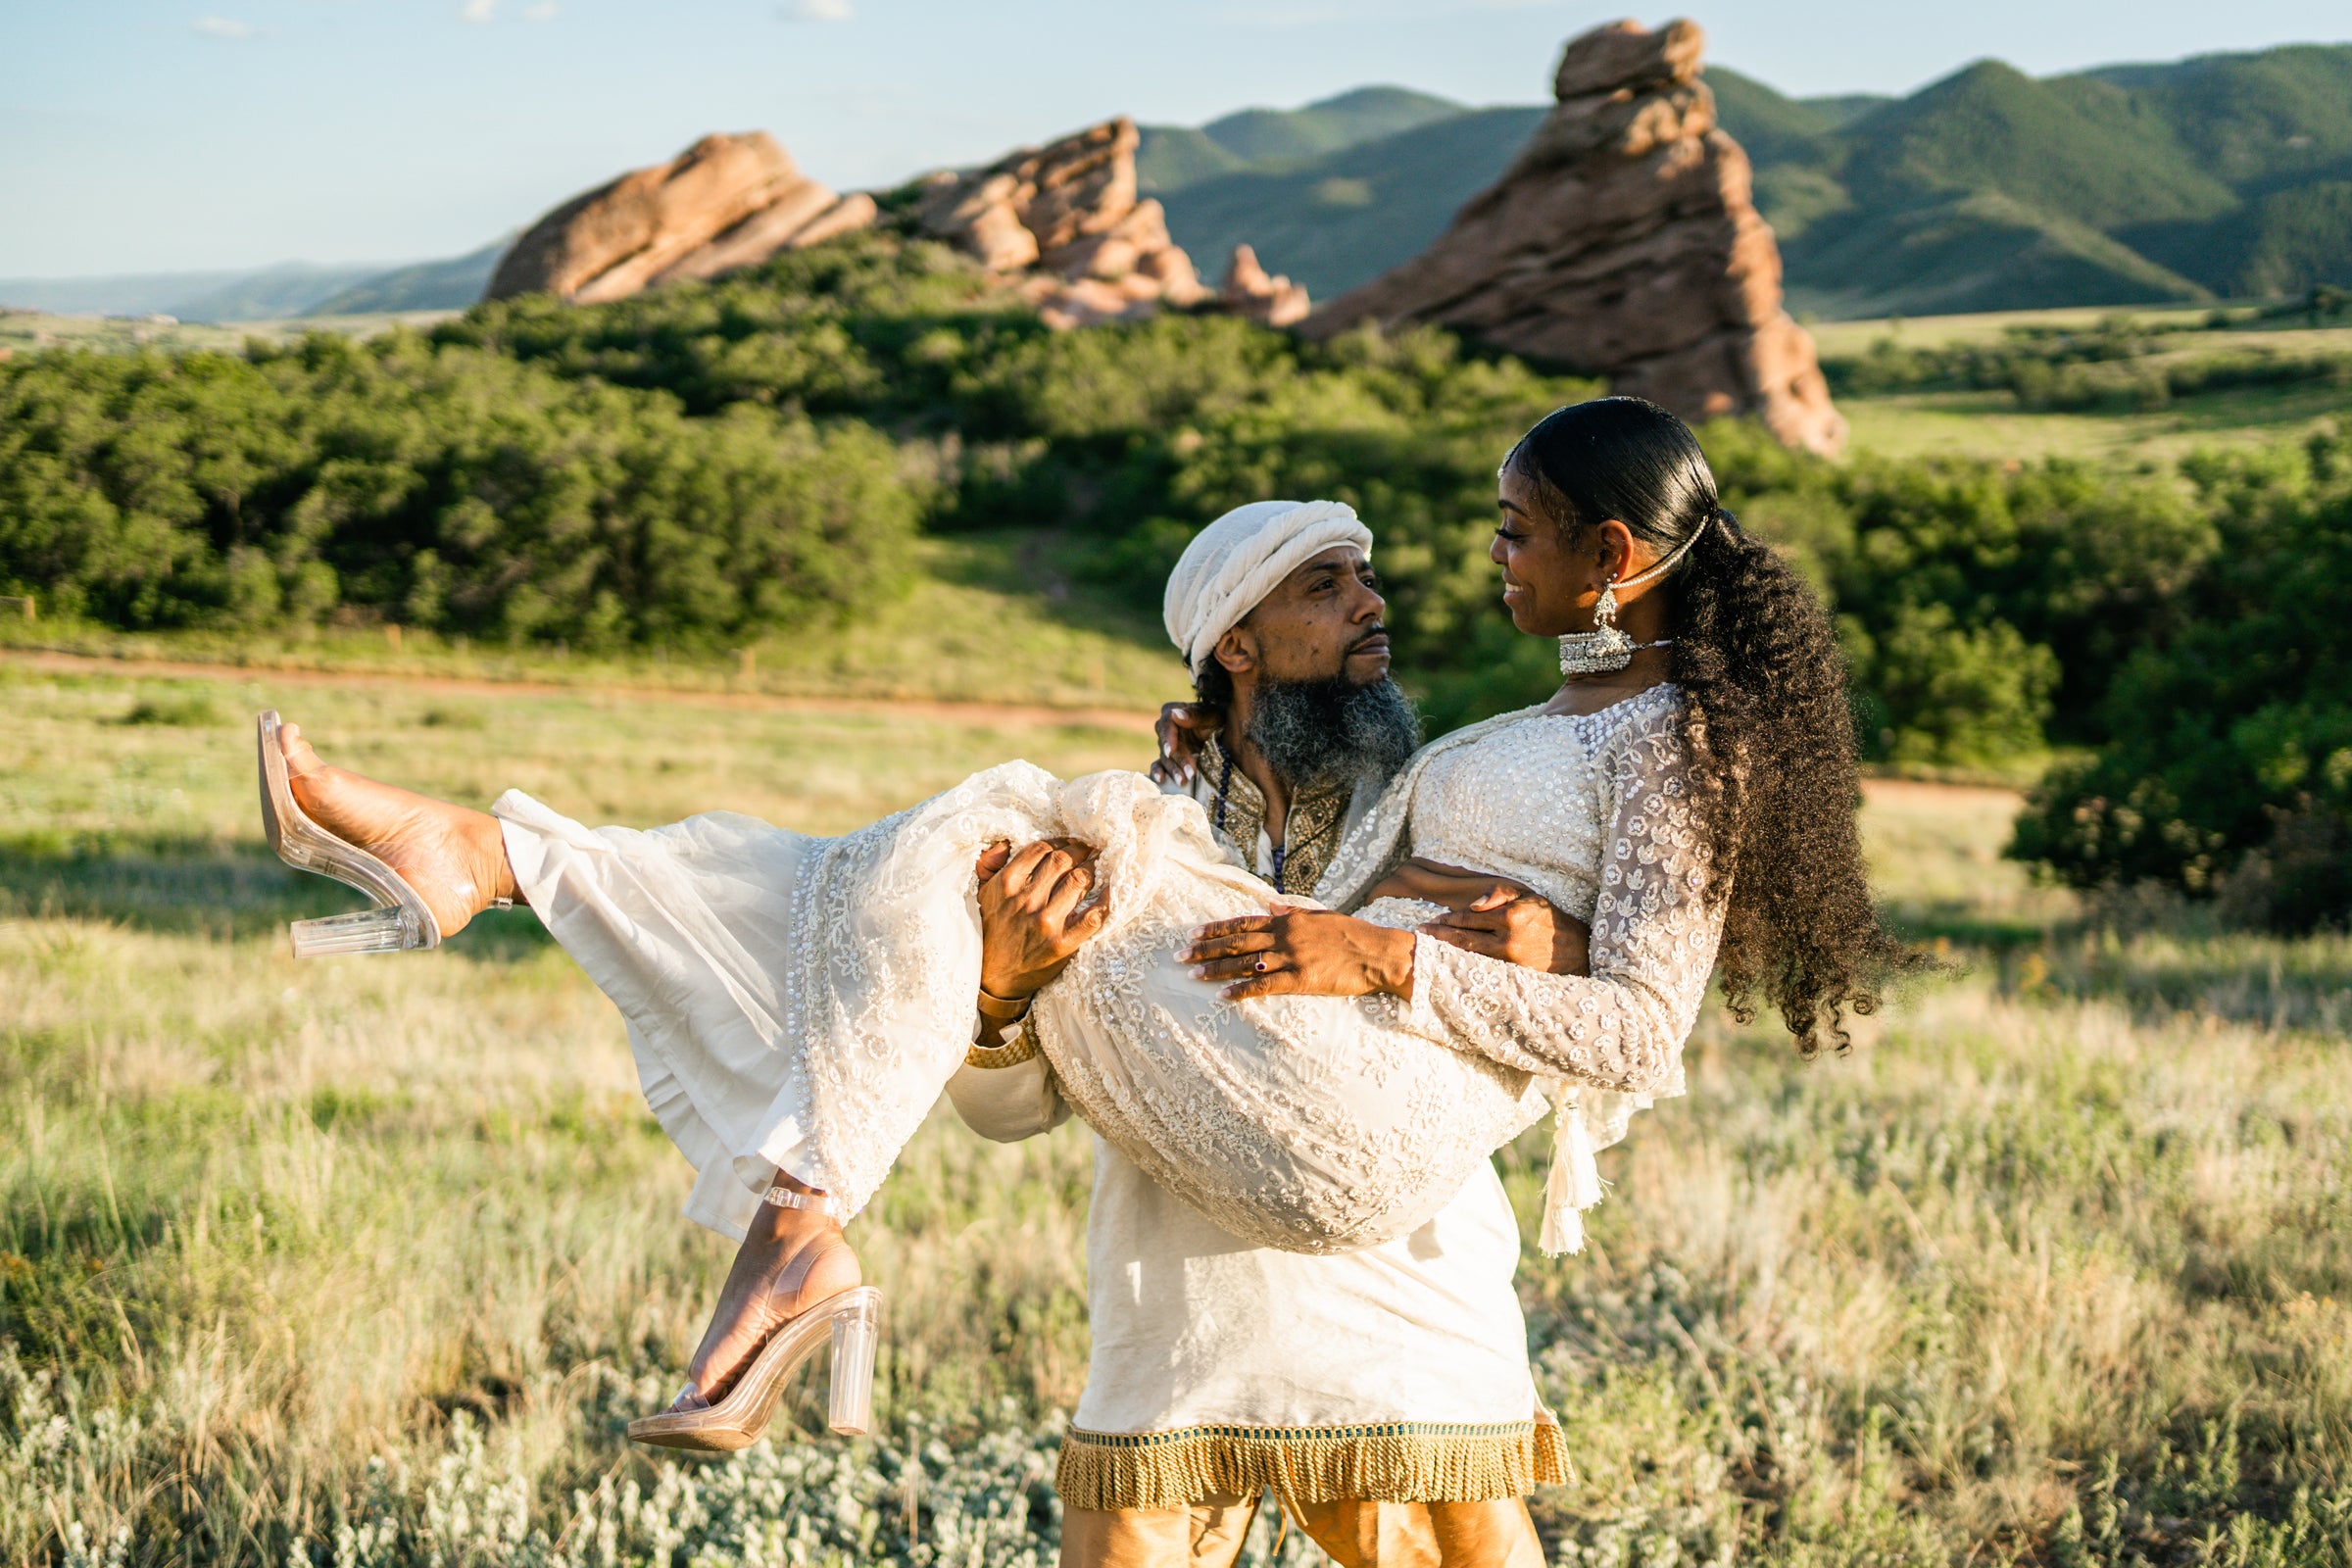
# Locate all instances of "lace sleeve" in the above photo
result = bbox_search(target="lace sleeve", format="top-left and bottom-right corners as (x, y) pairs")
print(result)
(1393, 704), (1721, 1095)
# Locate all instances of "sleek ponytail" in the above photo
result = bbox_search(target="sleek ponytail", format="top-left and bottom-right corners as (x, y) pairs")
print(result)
(1505, 398), (1914, 1053)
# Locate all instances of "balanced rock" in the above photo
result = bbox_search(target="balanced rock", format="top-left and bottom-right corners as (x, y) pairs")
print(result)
(1219, 245), (1311, 328)
(918, 118), (1208, 326)
(1302, 20), (1843, 456)
(486, 131), (876, 304)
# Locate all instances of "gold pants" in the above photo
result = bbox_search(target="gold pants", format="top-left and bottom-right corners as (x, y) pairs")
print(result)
(1060, 1494), (1545, 1568)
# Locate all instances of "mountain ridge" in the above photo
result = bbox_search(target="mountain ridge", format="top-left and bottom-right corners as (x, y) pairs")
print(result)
(14, 39), (2349, 323)
(1142, 42), (2352, 316)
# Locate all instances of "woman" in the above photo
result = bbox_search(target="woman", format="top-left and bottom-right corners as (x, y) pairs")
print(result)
(260, 398), (1904, 1448)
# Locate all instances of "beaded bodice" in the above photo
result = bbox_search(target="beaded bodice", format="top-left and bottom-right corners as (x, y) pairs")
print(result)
(1402, 701), (1650, 925)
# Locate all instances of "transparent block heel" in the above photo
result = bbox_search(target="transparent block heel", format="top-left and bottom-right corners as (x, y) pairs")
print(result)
(627, 1285), (884, 1452)
(827, 1292), (880, 1437)
(289, 906), (430, 957)
(255, 710), (441, 957)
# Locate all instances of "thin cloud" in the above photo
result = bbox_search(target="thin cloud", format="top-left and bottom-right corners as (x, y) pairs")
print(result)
(191, 16), (256, 38)
(522, 0), (559, 17)
(460, 0), (496, 23)
(781, 0), (856, 22)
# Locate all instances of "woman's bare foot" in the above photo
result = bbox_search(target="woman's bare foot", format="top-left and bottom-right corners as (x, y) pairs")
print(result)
(672, 1191), (863, 1412)
(278, 722), (515, 938)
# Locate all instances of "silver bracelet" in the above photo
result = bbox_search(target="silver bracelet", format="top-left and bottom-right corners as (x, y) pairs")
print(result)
(762, 1186), (851, 1221)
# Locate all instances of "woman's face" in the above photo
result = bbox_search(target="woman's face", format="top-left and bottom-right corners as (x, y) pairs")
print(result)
(1494, 463), (1613, 637)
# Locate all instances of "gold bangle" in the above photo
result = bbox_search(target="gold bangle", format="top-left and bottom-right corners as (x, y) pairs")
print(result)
(975, 986), (1032, 1022)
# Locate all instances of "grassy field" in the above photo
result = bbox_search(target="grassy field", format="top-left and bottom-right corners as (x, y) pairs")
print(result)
(0, 309), (459, 360)
(3, 661), (2348, 1567)
(1812, 308), (2352, 466)
(1838, 379), (2352, 467)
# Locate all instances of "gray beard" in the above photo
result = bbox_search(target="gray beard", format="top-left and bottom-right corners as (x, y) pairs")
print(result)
(1247, 674), (1421, 796)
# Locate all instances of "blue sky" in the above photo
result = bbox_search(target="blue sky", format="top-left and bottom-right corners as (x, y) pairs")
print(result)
(6, 0), (2349, 277)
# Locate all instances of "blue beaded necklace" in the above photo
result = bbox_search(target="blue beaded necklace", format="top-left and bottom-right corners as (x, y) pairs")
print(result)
(1213, 747), (1287, 893)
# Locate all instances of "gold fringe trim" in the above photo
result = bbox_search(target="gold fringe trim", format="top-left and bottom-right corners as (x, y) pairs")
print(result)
(1056, 1416), (1567, 1510)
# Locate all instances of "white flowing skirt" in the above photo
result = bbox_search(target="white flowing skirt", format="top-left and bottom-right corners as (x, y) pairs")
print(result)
(496, 763), (1547, 1253)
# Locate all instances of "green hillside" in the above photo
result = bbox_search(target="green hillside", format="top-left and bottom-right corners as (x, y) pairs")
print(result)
(1764, 45), (2352, 315)
(2088, 44), (2352, 184)
(0, 247), (503, 322)
(1788, 189), (2208, 318)
(1136, 85), (1465, 194)
(1134, 125), (1250, 193)
(1705, 67), (1865, 164)
(1149, 76), (1894, 304)
(1137, 43), (2352, 318)
(312, 240), (505, 315)
(1796, 92), (1895, 129)
(1199, 85), (1462, 163)
(1841, 64), (2234, 230)
(1158, 107), (1543, 298)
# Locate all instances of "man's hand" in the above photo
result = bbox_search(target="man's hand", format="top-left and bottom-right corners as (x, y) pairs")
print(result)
(976, 839), (1109, 1003)
(1147, 702), (1225, 788)
(1177, 904), (1416, 1002)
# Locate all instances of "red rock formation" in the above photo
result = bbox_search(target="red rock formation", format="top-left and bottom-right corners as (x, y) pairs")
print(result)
(1219, 245), (1311, 328)
(917, 118), (1209, 326)
(1302, 20), (1843, 456)
(486, 119), (1292, 336)
(485, 132), (876, 304)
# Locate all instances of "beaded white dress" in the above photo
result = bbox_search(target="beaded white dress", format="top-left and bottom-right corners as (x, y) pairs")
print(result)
(493, 684), (1721, 1255)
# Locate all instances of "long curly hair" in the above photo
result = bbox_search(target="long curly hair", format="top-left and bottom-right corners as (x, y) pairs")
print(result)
(1505, 398), (1915, 1053)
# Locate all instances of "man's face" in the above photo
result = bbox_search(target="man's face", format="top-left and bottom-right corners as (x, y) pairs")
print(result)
(1227, 546), (1389, 686)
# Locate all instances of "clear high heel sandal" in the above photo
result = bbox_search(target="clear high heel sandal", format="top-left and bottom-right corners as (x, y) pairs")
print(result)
(255, 710), (444, 957)
(628, 1285), (883, 1451)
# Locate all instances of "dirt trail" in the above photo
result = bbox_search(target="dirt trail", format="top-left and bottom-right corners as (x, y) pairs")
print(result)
(1, 649), (1160, 734)
(1858, 775), (2026, 809)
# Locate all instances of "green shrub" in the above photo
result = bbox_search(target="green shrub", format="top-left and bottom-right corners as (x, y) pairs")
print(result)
(0, 332), (919, 648)
(116, 688), (223, 727)
(1819, 316), (2352, 411)
(2013, 428), (2352, 928)
(1702, 420), (2215, 765)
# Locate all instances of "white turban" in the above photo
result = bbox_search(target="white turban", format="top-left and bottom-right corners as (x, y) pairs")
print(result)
(1161, 500), (1374, 672)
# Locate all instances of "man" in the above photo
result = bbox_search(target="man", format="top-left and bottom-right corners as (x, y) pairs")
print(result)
(955, 501), (1577, 1568)
(1148, 499), (1418, 901)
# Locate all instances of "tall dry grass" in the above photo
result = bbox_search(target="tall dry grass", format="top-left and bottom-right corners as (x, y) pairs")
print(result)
(3, 663), (2347, 1565)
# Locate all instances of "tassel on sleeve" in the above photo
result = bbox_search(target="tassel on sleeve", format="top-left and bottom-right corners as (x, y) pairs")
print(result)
(1539, 1082), (1607, 1256)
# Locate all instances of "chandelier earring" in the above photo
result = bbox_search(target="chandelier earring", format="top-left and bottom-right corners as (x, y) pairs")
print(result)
(1557, 574), (1635, 675)
(1555, 519), (1710, 677)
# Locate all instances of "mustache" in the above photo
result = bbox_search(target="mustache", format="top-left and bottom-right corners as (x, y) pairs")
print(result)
(1346, 624), (1391, 654)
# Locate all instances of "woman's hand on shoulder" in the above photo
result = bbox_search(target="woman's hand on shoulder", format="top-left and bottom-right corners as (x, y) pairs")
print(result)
(1421, 886), (1590, 976)
(1149, 703), (1223, 788)
(1178, 904), (1416, 1001)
